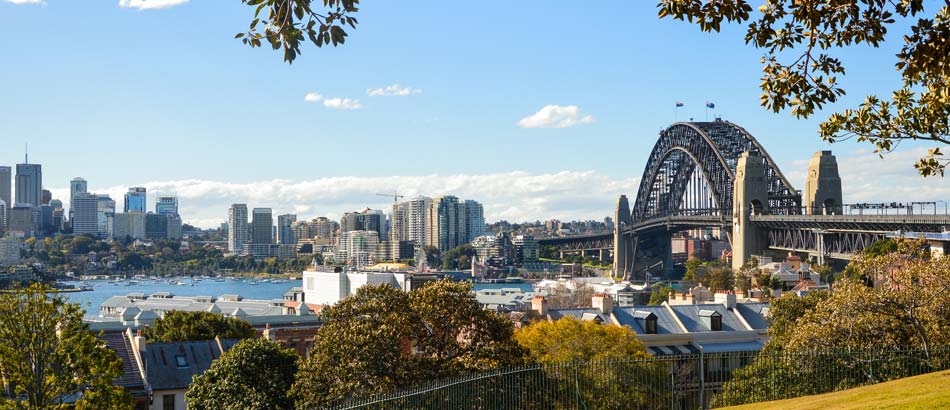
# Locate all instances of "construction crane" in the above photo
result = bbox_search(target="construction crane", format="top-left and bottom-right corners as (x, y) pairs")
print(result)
(376, 191), (405, 204)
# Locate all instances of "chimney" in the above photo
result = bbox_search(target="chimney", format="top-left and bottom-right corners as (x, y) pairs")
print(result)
(531, 295), (548, 317)
(263, 323), (276, 342)
(715, 290), (737, 309)
(133, 328), (147, 355)
(592, 293), (614, 314)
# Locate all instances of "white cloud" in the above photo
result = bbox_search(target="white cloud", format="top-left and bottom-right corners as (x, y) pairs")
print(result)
(367, 84), (423, 97)
(304, 92), (322, 102)
(4, 0), (44, 4)
(118, 0), (189, 10)
(323, 98), (362, 110)
(517, 105), (594, 129)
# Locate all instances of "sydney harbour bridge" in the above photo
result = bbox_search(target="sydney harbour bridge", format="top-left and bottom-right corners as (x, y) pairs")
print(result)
(539, 120), (950, 279)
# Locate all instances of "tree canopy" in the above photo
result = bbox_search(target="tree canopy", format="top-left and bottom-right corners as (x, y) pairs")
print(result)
(0, 284), (132, 409)
(292, 281), (525, 408)
(658, 0), (950, 176)
(142, 311), (256, 342)
(238, 0), (360, 63)
(515, 317), (651, 364)
(186, 338), (299, 410)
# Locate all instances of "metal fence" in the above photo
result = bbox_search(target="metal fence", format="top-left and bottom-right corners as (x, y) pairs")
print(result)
(317, 347), (950, 410)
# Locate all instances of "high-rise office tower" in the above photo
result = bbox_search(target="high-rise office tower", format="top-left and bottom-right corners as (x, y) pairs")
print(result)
(341, 209), (385, 238)
(69, 177), (87, 222)
(156, 196), (179, 216)
(97, 195), (115, 238)
(71, 192), (99, 236)
(463, 199), (485, 243)
(252, 208), (274, 245)
(124, 187), (147, 213)
(41, 189), (52, 205)
(0, 199), (6, 232)
(277, 214), (297, 244)
(425, 195), (467, 252)
(15, 160), (42, 208)
(0, 166), (10, 221)
(228, 204), (248, 254)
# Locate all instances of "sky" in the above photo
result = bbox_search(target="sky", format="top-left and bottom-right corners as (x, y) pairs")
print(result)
(1, 0), (947, 228)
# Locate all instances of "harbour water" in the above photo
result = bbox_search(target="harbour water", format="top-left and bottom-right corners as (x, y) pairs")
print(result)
(62, 278), (535, 318)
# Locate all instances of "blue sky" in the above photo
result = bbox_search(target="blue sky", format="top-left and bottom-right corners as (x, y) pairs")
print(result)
(1, 0), (946, 227)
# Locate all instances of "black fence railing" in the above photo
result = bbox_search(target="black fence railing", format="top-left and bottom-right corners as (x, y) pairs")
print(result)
(314, 347), (950, 410)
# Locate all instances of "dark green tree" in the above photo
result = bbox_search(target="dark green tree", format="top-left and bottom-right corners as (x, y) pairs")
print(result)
(186, 338), (299, 410)
(293, 281), (525, 408)
(0, 284), (132, 409)
(440, 244), (476, 270)
(238, 0), (360, 63)
(143, 311), (256, 342)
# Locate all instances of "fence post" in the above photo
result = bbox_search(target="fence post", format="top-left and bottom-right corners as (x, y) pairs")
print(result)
(698, 347), (706, 409)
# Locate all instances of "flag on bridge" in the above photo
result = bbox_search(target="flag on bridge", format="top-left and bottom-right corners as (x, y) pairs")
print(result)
(675, 101), (684, 107)
(705, 101), (716, 109)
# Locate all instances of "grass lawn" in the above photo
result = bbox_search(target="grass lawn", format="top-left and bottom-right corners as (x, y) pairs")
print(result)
(723, 370), (950, 410)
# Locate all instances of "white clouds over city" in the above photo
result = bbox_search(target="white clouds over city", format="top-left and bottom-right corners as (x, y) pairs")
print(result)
(367, 84), (423, 97)
(118, 0), (189, 10)
(517, 105), (594, 129)
(304, 92), (362, 110)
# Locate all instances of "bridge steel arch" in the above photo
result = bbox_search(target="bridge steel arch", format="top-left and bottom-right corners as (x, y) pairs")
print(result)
(631, 120), (801, 224)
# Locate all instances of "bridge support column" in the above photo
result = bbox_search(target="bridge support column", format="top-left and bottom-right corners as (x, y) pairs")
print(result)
(732, 152), (770, 271)
(613, 195), (632, 278)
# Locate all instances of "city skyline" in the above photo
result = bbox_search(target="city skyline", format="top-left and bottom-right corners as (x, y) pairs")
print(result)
(2, 1), (948, 228)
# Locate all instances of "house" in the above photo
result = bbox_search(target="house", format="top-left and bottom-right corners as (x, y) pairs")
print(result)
(98, 328), (240, 410)
(530, 291), (770, 356)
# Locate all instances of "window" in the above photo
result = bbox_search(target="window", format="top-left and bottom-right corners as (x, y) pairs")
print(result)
(646, 318), (657, 334)
(175, 355), (187, 368)
(711, 315), (722, 331)
(162, 394), (176, 410)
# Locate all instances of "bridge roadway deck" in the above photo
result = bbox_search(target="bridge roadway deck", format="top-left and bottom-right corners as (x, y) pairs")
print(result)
(750, 214), (950, 233)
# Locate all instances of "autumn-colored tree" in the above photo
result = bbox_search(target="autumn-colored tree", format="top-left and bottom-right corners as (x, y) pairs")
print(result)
(186, 338), (299, 410)
(716, 240), (950, 406)
(0, 284), (132, 409)
(658, 0), (950, 176)
(142, 311), (256, 342)
(293, 281), (525, 408)
(515, 317), (667, 409)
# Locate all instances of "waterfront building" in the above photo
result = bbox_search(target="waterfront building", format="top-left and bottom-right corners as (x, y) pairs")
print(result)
(425, 195), (467, 252)
(464, 199), (485, 243)
(72, 192), (99, 236)
(512, 234), (540, 263)
(124, 187), (147, 213)
(227, 204), (248, 254)
(156, 196), (178, 216)
(277, 213), (297, 245)
(15, 161), (42, 207)
(0, 166), (10, 222)
(302, 269), (435, 305)
(251, 208), (273, 245)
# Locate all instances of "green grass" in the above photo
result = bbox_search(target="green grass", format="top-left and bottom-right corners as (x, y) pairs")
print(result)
(723, 370), (950, 410)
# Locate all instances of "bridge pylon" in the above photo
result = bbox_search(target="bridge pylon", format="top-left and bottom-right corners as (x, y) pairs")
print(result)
(805, 150), (843, 215)
(613, 195), (632, 278)
(732, 152), (769, 271)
